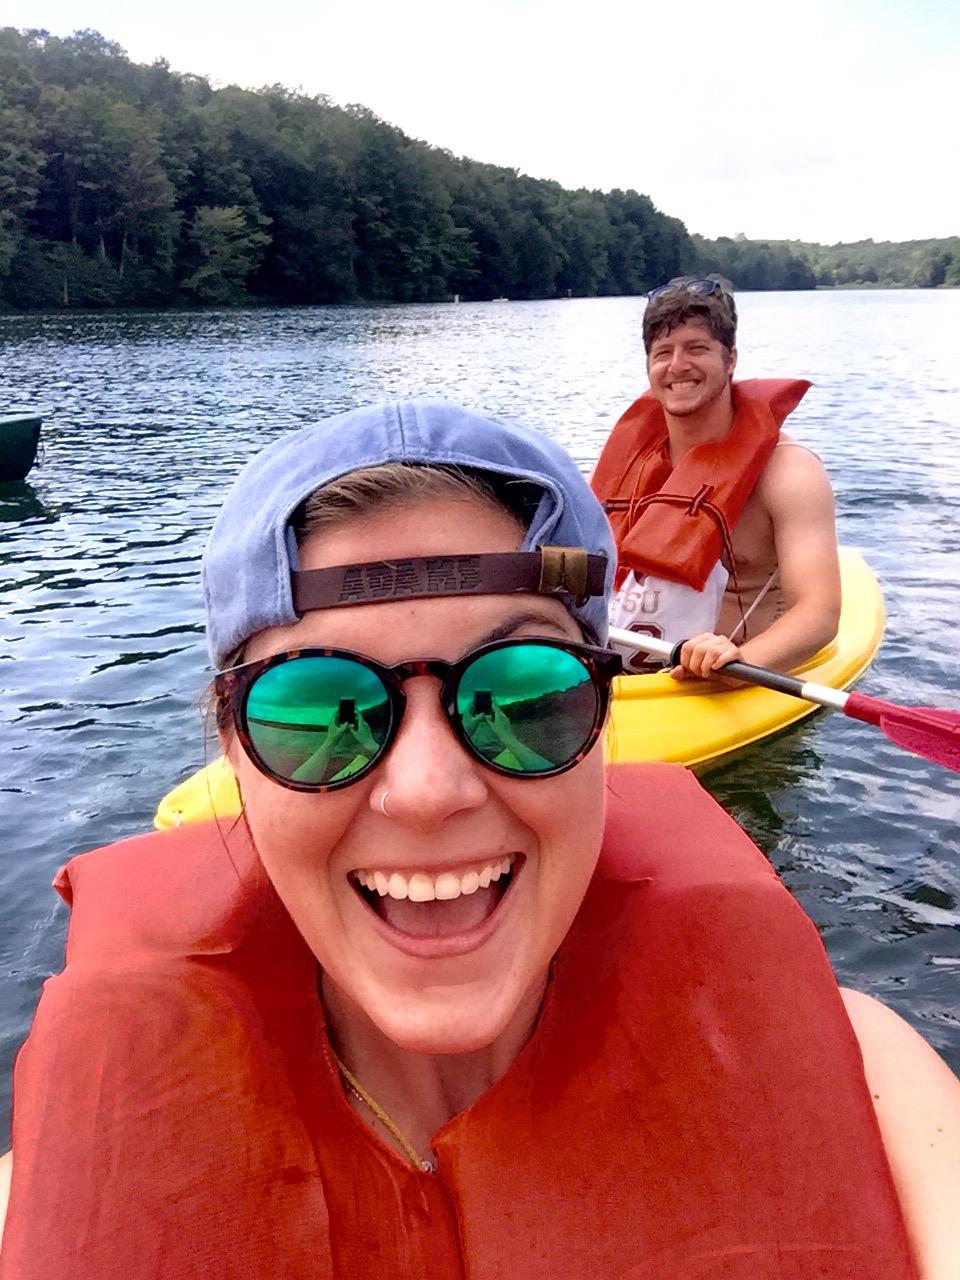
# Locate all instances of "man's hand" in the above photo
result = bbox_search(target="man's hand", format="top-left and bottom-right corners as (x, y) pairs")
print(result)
(671, 632), (744, 683)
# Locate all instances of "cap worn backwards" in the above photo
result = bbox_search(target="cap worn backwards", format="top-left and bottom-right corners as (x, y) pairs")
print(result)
(202, 400), (617, 668)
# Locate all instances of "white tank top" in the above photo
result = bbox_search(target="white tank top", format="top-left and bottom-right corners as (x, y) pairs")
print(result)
(608, 561), (729, 672)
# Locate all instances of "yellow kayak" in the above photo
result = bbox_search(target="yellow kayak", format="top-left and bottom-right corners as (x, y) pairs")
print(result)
(154, 547), (884, 830)
(609, 546), (884, 768)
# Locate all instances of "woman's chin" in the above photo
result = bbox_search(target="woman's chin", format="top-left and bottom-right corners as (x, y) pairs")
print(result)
(328, 967), (547, 1060)
(379, 1018), (504, 1057)
(411, 989), (534, 1054)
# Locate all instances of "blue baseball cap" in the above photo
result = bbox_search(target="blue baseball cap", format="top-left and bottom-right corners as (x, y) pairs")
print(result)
(202, 400), (616, 668)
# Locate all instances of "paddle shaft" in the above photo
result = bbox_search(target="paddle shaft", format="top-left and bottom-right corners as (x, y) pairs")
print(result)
(608, 625), (853, 713)
(607, 628), (960, 771)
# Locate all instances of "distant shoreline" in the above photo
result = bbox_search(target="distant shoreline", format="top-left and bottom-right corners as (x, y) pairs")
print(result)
(814, 282), (958, 290)
(3, 284), (959, 319)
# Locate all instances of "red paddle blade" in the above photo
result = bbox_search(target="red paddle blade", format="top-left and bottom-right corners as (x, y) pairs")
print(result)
(877, 707), (960, 773)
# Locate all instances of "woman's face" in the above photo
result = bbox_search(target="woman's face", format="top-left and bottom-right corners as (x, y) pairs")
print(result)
(225, 495), (607, 1056)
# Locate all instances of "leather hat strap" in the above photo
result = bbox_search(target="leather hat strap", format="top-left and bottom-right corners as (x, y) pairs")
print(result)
(292, 547), (606, 612)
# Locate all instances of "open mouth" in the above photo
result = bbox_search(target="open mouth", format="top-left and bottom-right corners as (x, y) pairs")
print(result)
(349, 855), (521, 940)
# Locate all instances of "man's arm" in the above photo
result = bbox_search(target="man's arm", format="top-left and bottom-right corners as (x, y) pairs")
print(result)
(741, 444), (841, 669)
(841, 989), (960, 1280)
(675, 445), (841, 678)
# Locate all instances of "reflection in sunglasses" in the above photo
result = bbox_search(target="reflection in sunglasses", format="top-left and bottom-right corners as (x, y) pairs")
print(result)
(217, 639), (623, 792)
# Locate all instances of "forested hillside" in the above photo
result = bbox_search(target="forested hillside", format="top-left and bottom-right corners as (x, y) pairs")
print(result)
(0, 28), (694, 309)
(2, 28), (956, 310)
(694, 234), (960, 290)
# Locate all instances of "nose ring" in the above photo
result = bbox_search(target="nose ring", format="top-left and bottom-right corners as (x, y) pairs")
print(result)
(379, 790), (391, 818)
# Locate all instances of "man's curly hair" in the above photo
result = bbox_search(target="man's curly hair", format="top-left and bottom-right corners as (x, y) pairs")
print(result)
(643, 281), (737, 356)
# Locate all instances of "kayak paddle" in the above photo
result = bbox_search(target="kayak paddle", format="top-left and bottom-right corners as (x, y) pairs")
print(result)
(608, 626), (960, 774)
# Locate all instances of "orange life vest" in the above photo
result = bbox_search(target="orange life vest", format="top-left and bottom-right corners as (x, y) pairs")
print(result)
(1, 764), (916, 1279)
(592, 379), (811, 590)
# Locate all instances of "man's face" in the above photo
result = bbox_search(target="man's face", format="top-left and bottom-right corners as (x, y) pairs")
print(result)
(646, 320), (737, 418)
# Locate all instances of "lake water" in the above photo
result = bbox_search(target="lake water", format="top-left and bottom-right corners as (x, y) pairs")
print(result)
(1, 291), (959, 1134)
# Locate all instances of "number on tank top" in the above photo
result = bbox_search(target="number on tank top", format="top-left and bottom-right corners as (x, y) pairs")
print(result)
(625, 622), (665, 674)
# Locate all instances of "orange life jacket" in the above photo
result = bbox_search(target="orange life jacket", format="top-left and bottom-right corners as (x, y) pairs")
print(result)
(1, 764), (916, 1279)
(592, 379), (811, 590)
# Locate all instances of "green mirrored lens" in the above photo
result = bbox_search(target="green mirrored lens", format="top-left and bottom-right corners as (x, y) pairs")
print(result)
(245, 656), (390, 786)
(456, 645), (598, 774)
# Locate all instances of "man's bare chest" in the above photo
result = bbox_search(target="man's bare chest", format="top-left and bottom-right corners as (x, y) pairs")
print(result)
(723, 488), (777, 591)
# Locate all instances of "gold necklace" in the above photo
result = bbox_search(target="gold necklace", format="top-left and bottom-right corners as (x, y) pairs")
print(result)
(332, 1051), (437, 1174)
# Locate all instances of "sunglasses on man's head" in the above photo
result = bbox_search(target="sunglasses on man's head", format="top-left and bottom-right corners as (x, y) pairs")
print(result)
(646, 277), (731, 304)
(215, 638), (624, 792)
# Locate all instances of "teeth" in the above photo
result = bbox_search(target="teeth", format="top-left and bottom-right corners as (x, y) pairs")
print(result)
(353, 855), (516, 903)
(435, 872), (461, 900)
(407, 873), (436, 902)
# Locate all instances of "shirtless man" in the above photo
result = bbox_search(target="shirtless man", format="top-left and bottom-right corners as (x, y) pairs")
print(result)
(604, 278), (840, 680)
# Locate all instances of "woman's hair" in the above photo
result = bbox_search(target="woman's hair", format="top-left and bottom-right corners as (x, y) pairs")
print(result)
(209, 462), (545, 733)
(290, 462), (543, 542)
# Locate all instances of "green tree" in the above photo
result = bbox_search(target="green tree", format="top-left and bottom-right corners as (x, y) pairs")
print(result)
(0, 104), (44, 272)
(106, 102), (178, 276)
(556, 189), (610, 296)
(182, 204), (270, 304)
(604, 190), (649, 294)
(35, 83), (118, 249)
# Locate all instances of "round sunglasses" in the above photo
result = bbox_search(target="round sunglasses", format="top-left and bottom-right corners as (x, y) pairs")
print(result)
(215, 638), (624, 792)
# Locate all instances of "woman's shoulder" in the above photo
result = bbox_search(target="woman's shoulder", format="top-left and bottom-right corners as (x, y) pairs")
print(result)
(841, 988), (960, 1280)
(1, 1149), (11, 1243)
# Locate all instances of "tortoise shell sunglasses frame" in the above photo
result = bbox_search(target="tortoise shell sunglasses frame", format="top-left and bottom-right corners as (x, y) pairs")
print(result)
(214, 636), (624, 793)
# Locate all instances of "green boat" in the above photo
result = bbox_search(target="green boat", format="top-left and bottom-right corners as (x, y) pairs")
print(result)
(0, 415), (42, 482)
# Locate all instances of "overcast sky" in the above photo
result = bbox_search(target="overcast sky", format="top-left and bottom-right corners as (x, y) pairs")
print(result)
(7, 0), (957, 244)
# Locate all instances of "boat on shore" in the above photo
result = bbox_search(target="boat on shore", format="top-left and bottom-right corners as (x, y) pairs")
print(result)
(153, 547), (884, 829)
(0, 415), (43, 482)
